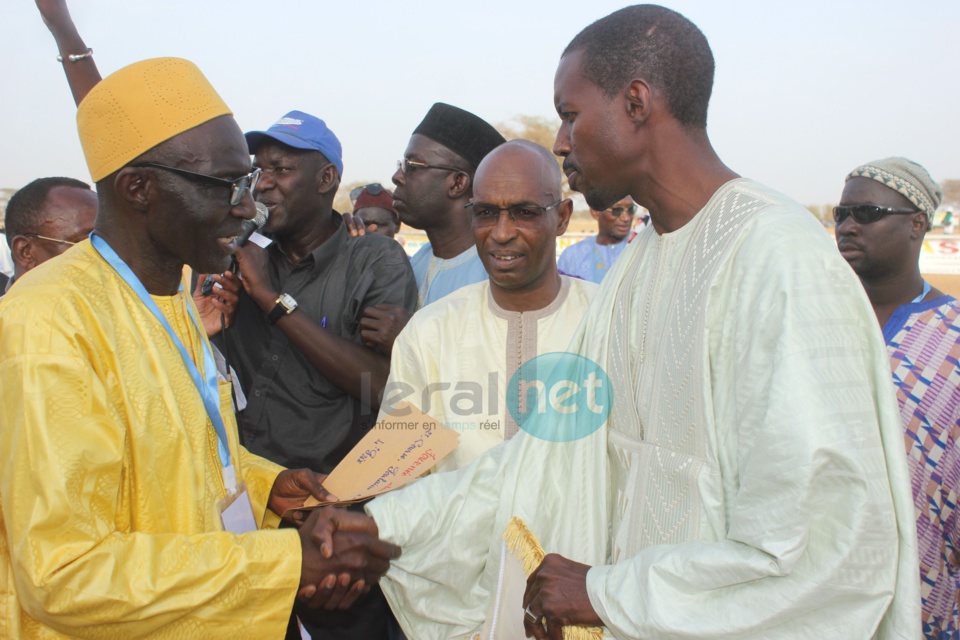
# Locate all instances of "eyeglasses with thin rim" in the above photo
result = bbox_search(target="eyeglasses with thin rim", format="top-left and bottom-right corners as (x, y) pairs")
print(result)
(397, 159), (464, 175)
(134, 162), (261, 206)
(465, 200), (564, 228)
(833, 204), (920, 225)
(607, 204), (638, 218)
(22, 233), (77, 247)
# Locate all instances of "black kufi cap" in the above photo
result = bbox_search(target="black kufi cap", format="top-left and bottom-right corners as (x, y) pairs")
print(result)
(412, 103), (506, 169)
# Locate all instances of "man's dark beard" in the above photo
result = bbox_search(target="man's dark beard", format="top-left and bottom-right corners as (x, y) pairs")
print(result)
(583, 185), (627, 213)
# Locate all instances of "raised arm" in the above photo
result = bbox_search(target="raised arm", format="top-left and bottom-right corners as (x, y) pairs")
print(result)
(36, 0), (102, 105)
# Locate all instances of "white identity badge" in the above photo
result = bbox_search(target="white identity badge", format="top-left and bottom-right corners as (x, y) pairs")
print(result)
(218, 467), (258, 534)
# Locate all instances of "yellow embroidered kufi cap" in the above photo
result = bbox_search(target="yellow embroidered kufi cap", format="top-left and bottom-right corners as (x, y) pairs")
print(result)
(77, 57), (233, 182)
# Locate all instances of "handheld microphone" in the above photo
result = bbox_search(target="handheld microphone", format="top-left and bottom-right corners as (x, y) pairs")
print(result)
(238, 201), (270, 247)
(201, 202), (270, 296)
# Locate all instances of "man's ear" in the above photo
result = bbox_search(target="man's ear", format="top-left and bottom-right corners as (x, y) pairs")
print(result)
(556, 198), (574, 236)
(911, 212), (929, 238)
(448, 171), (472, 199)
(11, 235), (37, 273)
(625, 78), (653, 128)
(318, 164), (339, 195)
(113, 167), (153, 212)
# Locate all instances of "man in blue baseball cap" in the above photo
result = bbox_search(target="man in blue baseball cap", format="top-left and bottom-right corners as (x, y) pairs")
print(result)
(213, 110), (417, 640)
(245, 110), (344, 175)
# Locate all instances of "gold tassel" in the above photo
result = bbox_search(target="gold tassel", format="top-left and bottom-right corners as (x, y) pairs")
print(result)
(501, 517), (604, 640)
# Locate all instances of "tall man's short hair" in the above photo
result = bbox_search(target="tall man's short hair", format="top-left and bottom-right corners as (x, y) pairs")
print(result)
(563, 4), (715, 128)
(366, 5), (920, 638)
(5, 177), (91, 247)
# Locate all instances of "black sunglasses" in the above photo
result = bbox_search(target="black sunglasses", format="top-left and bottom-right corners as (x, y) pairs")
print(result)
(833, 204), (919, 225)
(608, 204), (638, 218)
(135, 162), (261, 206)
(350, 183), (388, 201)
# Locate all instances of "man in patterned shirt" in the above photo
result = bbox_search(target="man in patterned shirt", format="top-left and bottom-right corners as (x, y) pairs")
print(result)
(836, 156), (959, 637)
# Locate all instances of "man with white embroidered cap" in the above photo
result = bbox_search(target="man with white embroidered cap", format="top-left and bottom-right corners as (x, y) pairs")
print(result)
(835, 157), (960, 636)
(0, 57), (399, 638)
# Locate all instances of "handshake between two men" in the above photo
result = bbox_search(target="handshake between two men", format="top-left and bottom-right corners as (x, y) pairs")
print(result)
(270, 468), (399, 611)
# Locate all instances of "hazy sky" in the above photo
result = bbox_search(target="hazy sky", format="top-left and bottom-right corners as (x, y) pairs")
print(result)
(3, 1), (958, 205)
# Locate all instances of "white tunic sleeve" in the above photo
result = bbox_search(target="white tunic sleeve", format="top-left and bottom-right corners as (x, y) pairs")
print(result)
(585, 209), (919, 639)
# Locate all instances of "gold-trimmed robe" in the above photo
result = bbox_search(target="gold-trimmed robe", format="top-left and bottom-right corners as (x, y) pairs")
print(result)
(383, 276), (597, 472)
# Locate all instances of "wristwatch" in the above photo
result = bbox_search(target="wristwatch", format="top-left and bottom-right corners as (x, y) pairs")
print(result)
(267, 293), (298, 324)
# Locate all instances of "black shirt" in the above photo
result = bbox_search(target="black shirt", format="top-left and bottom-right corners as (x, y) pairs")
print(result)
(217, 213), (417, 472)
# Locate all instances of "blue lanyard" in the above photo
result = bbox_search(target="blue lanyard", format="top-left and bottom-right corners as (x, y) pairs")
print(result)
(90, 234), (232, 472)
(911, 280), (931, 304)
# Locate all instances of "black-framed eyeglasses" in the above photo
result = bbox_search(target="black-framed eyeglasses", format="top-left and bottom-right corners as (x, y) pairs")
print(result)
(833, 204), (919, 225)
(350, 182), (388, 201)
(22, 233), (77, 247)
(608, 204), (638, 218)
(135, 162), (261, 206)
(465, 200), (564, 228)
(397, 159), (463, 175)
